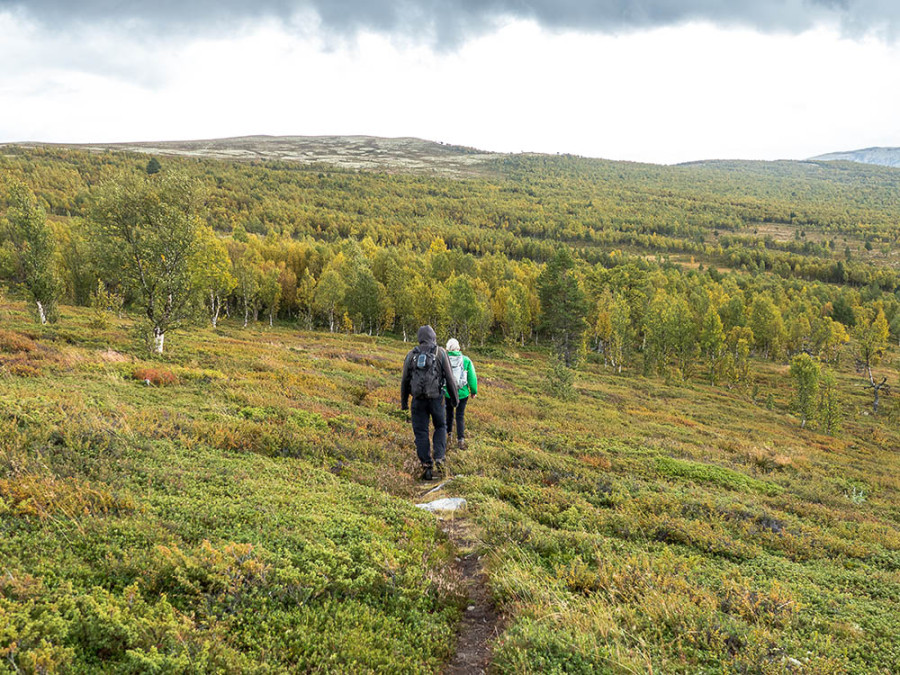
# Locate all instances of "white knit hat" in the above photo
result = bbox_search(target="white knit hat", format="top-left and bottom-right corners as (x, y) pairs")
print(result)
(446, 338), (460, 352)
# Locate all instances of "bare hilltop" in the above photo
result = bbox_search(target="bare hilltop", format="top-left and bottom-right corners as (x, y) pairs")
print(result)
(13, 135), (497, 177)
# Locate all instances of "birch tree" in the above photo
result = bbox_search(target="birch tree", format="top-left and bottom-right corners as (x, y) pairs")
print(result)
(790, 353), (820, 429)
(93, 171), (203, 353)
(853, 304), (891, 414)
(193, 226), (235, 328)
(229, 242), (262, 328)
(4, 181), (61, 324)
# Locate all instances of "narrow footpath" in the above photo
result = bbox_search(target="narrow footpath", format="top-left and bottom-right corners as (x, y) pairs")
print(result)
(441, 518), (501, 675)
(416, 480), (503, 674)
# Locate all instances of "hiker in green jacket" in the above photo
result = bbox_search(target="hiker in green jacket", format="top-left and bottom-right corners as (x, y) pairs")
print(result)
(444, 338), (477, 450)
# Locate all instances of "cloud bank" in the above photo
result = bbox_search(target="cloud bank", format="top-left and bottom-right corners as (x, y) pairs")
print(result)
(2, 0), (899, 43)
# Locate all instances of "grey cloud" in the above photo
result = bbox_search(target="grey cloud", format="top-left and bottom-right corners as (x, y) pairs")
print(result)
(2, 0), (899, 43)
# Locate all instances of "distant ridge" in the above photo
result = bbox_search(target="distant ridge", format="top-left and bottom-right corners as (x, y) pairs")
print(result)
(8, 135), (497, 177)
(809, 146), (900, 168)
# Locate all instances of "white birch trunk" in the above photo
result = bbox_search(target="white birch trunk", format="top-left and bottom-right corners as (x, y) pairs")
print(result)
(210, 291), (220, 328)
(153, 328), (165, 354)
(36, 300), (47, 325)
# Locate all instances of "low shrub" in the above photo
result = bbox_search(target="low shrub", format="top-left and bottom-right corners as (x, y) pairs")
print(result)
(0, 329), (38, 353)
(656, 456), (783, 496)
(132, 367), (178, 386)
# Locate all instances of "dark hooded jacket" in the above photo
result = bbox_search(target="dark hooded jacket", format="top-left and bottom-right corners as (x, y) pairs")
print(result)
(401, 325), (459, 409)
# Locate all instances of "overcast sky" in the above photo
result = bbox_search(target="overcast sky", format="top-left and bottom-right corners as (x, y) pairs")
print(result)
(2, 0), (900, 164)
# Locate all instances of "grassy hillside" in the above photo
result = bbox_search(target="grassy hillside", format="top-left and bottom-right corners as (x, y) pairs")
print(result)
(1, 140), (899, 672)
(1, 300), (898, 673)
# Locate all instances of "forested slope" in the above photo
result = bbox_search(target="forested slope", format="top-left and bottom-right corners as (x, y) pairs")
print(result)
(0, 142), (898, 672)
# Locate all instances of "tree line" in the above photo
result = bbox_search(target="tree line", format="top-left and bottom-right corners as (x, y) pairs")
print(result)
(1, 154), (897, 427)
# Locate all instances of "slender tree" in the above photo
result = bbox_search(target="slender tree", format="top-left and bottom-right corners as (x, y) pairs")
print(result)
(749, 295), (785, 360)
(606, 292), (632, 374)
(295, 268), (316, 330)
(853, 304), (891, 414)
(790, 353), (821, 429)
(344, 262), (384, 334)
(193, 226), (235, 328)
(447, 274), (481, 346)
(229, 243), (262, 328)
(258, 260), (283, 327)
(699, 306), (725, 384)
(818, 369), (843, 436)
(313, 268), (346, 333)
(4, 182), (62, 324)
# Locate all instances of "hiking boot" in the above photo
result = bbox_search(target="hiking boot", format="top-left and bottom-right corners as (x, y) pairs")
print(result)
(434, 460), (447, 478)
(457, 437), (467, 450)
(420, 465), (433, 481)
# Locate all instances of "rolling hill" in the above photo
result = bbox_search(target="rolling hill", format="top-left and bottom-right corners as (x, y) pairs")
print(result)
(809, 146), (900, 168)
(0, 139), (898, 673)
(10, 135), (497, 177)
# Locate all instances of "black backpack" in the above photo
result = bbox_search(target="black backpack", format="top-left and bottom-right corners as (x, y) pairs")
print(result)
(409, 344), (444, 399)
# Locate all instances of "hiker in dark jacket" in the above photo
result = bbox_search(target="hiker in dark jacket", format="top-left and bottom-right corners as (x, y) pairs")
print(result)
(443, 338), (477, 450)
(401, 325), (458, 481)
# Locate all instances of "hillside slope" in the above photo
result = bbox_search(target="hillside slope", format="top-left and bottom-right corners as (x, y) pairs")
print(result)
(10, 135), (496, 177)
(1, 302), (897, 673)
(809, 146), (900, 168)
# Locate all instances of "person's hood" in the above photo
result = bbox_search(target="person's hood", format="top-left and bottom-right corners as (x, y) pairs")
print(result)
(417, 325), (437, 346)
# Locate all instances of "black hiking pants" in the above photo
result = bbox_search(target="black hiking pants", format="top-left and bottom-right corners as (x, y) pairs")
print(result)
(445, 395), (469, 440)
(411, 396), (447, 466)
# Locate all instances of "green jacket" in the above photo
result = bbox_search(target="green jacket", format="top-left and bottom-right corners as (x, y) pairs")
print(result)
(443, 351), (477, 400)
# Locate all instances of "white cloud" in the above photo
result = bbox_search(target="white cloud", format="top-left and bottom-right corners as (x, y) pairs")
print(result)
(2, 12), (900, 163)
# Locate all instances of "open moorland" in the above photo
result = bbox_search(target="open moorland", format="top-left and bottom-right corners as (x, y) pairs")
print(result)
(1, 139), (899, 673)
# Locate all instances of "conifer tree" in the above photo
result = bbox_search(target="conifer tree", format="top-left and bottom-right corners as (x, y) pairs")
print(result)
(538, 248), (588, 367)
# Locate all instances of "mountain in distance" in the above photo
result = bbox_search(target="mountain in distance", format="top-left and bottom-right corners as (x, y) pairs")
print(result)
(809, 146), (900, 167)
(11, 135), (497, 177)
(17, 134), (900, 173)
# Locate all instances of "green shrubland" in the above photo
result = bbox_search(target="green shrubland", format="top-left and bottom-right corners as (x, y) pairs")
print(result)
(0, 298), (896, 672)
(0, 145), (899, 672)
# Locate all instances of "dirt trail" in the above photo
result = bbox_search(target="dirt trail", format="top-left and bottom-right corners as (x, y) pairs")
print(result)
(440, 518), (502, 674)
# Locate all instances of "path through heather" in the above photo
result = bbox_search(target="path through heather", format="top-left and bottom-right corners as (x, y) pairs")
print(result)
(439, 518), (502, 674)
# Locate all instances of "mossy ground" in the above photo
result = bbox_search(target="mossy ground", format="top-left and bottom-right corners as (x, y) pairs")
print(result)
(1, 301), (898, 673)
